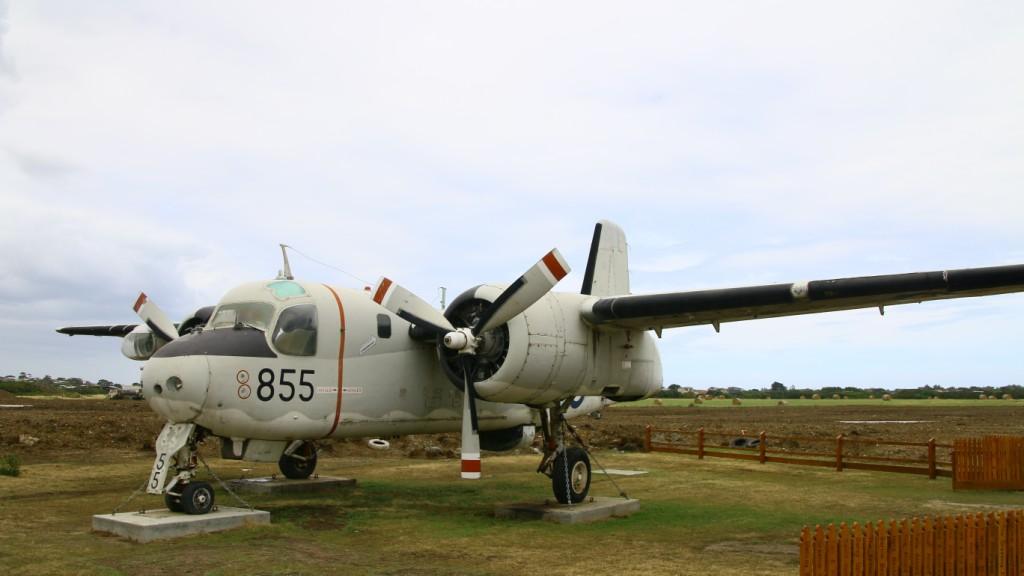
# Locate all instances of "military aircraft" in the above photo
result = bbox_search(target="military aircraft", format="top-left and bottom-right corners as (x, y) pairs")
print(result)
(58, 220), (1024, 515)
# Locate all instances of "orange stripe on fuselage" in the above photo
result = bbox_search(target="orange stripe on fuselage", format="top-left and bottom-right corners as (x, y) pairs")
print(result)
(323, 284), (346, 438)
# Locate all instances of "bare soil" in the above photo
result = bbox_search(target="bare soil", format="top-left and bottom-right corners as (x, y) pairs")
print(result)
(3, 398), (1022, 462)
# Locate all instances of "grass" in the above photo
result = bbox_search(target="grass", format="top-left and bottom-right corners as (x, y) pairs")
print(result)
(627, 397), (1024, 408)
(3, 449), (1024, 575)
(0, 454), (20, 477)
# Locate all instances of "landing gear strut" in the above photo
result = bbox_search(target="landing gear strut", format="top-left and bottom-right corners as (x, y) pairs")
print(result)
(537, 405), (592, 504)
(148, 422), (216, 515)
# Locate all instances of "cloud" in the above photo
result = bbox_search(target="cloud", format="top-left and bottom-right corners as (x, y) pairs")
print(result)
(0, 1), (1022, 386)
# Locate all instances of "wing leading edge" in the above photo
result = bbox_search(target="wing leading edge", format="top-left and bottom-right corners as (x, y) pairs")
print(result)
(583, 264), (1024, 332)
(56, 325), (139, 337)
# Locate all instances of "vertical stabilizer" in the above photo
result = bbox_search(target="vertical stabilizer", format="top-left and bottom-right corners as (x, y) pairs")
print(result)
(580, 220), (629, 297)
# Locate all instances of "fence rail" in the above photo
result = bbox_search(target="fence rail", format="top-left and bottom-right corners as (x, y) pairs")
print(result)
(644, 426), (952, 479)
(800, 510), (1024, 575)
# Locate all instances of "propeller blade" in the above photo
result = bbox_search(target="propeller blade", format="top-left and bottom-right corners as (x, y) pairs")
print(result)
(475, 249), (571, 335)
(371, 277), (457, 336)
(132, 293), (178, 341)
(460, 359), (481, 480)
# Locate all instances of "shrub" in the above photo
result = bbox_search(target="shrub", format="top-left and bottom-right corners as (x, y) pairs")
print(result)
(0, 454), (20, 477)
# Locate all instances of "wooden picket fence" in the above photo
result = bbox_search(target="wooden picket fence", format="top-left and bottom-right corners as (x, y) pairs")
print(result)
(800, 510), (1024, 575)
(954, 437), (1024, 491)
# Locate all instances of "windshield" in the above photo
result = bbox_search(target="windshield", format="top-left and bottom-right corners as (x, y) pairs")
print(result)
(208, 302), (276, 331)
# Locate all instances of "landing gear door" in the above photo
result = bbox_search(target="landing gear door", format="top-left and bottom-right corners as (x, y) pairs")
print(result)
(147, 422), (195, 495)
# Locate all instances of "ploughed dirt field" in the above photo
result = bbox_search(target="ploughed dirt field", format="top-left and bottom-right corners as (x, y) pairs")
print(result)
(3, 391), (1023, 462)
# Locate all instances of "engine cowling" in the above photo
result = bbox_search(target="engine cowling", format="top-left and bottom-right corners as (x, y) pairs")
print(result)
(440, 285), (662, 405)
(480, 425), (535, 452)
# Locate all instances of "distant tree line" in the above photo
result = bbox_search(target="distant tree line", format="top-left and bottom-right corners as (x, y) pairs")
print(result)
(656, 382), (1024, 400)
(0, 374), (113, 396)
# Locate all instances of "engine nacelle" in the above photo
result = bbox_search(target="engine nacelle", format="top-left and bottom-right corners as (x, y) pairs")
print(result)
(480, 425), (535, 452)
(440, 285), (662, 405)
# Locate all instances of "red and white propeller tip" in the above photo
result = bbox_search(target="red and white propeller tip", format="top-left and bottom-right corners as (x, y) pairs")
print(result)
(133, 292), (179, 341)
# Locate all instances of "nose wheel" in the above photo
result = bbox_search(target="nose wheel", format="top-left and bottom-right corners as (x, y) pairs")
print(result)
(165, 481), (215, 515)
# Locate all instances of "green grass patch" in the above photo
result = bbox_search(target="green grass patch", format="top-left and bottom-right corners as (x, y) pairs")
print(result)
(0, 454), (20, 477)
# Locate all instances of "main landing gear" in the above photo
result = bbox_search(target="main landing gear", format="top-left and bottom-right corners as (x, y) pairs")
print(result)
(278, 440), (318, 479)
(537, 405), (592, 504)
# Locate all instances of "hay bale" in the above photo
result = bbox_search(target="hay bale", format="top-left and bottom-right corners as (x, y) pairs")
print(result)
(832, 394), (841, 400)
(868, 394), (875, 399)
(1003, 394), (1014, 400)
(989, 395), (998, 400)
(799, 395), (806, 400)
(777, 400), (787, 406)
(731, 397), (742, 406)
(653, 398), (664, 406)
(693, 397), (703, 405)
(979, 393), (987, 400)
(717, 395), (727, 400)
(811, 394), (821, 400)
(882, 394), (892, 401)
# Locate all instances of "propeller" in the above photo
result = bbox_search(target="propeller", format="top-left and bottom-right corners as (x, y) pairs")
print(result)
(133, 292), (179, 341)
(372, 248), (571, 480)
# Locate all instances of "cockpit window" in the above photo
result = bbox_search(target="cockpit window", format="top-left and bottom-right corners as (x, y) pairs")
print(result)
(272, 304), (318, 356)
(209, 302), (276, 331)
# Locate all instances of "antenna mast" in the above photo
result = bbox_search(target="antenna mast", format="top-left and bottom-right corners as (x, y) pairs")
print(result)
(279, 244), (294, 280)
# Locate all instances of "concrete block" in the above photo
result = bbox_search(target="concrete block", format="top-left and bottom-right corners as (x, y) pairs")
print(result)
(227, 475), (356, 495)
(93, 506), (270, 543)
(495, 497), (640, 524)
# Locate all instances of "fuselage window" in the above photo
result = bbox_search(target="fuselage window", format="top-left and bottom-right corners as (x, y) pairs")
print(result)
(209, 302), (276, 331)
(272, 305), (318, 356)
(377, 314), (392, 339)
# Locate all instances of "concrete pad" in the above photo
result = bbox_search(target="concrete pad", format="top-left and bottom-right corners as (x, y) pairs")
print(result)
(93, 506), (270, 543)
(596, 468), (648, 476)
(495, 497), (640, 524)
(227, 475), (356, 495)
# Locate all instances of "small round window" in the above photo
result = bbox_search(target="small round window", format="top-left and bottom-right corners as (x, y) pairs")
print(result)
(272, 305), (317, 356)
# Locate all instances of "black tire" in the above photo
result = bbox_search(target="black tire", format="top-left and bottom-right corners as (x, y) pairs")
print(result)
(278, 443), (318, 479)
(164, 490), (184, 513)
(552, 447), (591, 504)
(180, 481), (215, 515)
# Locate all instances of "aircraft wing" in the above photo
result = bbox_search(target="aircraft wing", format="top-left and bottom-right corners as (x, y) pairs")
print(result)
(583, 264), (1024, 332)
(56, 325), (139, 337)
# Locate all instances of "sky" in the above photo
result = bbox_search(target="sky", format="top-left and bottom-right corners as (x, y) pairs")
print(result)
(1, 1), (1022, 390)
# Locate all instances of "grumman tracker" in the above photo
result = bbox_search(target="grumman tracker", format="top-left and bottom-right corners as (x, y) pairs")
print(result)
(59, 220), (1024, 514)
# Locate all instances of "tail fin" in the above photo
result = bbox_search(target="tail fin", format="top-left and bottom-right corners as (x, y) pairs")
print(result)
(580, 220), (629, 297)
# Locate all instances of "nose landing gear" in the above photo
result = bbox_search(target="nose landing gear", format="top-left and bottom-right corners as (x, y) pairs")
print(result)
(146, 422), (220, 515)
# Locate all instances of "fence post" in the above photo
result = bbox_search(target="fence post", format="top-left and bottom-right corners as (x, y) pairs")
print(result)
(759, 431), (767, 464)
(836, 434), (844, 472)
(928, 438), (937, 480)
(644, 425), (652, 452)
(698, 427), (705, 460)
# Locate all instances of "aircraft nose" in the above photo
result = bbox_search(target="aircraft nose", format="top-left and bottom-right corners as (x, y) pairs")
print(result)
(143, 354), (211, 422)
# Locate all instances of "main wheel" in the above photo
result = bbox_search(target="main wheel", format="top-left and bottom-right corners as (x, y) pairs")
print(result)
(180, 481), (215, 515)
(551, 447), (591, 504)
(278, 442), (318, 479)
